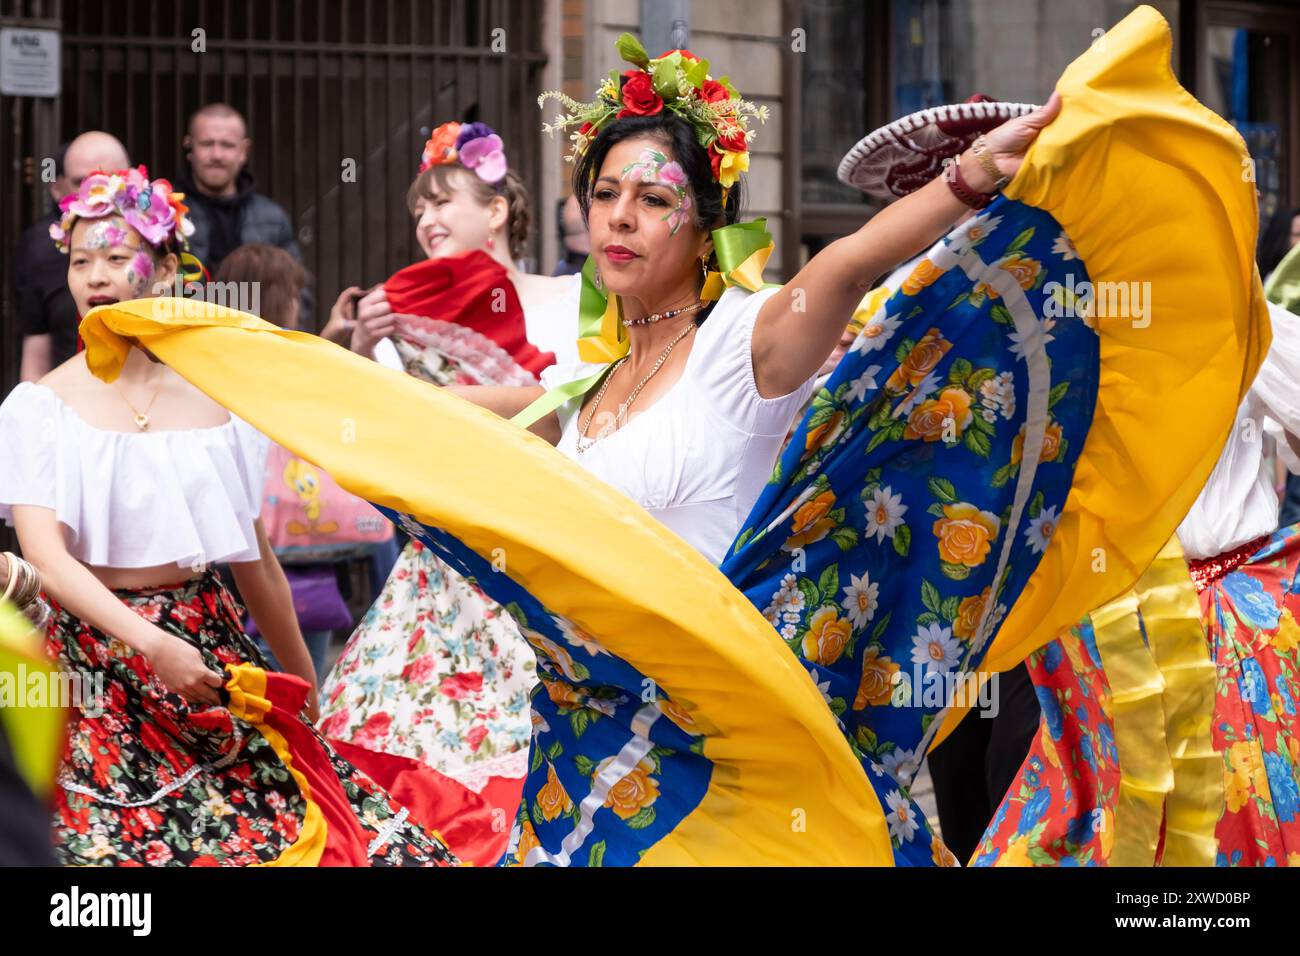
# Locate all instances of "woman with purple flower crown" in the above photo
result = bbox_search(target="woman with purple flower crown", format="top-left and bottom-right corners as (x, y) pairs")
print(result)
(316, 122), (578, 826)
(0, 166), (458, 866)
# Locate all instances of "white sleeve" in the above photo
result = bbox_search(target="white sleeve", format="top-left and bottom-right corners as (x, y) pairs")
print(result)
(0, 384), (60, 522)
(695, 286), (816, 435)
(1254, 301), (1300, 442)
(228, 416), (274, 515)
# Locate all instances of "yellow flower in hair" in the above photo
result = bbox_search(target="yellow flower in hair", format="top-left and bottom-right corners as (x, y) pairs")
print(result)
(716, 149), (750, 189)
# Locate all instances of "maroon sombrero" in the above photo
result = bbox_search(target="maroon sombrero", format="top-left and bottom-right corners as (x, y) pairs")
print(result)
(838, 94), (1039, 200)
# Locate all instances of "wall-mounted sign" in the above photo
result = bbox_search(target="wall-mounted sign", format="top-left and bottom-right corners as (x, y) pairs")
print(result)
(0, 28), (60, 97)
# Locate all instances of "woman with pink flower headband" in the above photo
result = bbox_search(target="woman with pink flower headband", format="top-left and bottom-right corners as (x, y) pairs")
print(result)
(0, 167), (460, 866)
(315, 122), (577, 844)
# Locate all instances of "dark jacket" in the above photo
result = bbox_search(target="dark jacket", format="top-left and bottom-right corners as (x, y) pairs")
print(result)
(175, 168), (314, 322)
(15, 209), (80, 366)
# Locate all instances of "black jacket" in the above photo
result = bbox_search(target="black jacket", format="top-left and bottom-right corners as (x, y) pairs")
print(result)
(175, 168), (314, 322)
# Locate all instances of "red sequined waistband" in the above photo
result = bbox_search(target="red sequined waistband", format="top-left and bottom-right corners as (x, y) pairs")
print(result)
(1186, 532), (1275, 592)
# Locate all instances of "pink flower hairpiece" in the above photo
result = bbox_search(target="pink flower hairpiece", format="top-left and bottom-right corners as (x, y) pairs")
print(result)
(419, 121), (509, 185)
(49, 165), (195, 253)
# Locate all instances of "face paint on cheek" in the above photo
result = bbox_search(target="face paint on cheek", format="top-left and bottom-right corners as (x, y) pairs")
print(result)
(125, 251), (155, 296)
(621, 148), (694, 236)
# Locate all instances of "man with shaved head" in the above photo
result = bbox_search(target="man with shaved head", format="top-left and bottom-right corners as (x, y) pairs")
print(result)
(17, 130), (129, 381)
(176, 102), (311, 320)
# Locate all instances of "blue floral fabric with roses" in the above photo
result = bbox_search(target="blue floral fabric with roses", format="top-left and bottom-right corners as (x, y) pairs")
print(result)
(373, 195), (1100, 867)
(720, 195), (1099, 865)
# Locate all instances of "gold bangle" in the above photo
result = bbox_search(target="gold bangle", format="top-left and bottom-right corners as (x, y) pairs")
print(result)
(1, 552), (18, 604)
(971, 134), (1009, 191)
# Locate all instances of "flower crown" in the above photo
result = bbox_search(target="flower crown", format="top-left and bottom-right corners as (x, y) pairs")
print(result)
(419, 121), (509, 184)
(538, 34), (768, 191)
(49, 165), (194, 253)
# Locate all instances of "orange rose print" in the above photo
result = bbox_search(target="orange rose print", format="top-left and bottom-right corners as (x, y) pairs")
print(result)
(953, 587), (992, 641)
(886, 328), (952, 393)
(903, 387), (973, 442)
(804, 409), (846, 453)
(1011, 421), (1064, 465)
(783, 489), (838, 550)
(854, 646), (900, 709)
(599, 756), (660, 820)
(802, 606), (853, 665)
(536, 762), (573, 822)
(933, 502), (1000, 567)
(901, 258), (943, 296)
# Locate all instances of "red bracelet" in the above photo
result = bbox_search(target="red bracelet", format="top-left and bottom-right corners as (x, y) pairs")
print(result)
(944, 156), (992, 210)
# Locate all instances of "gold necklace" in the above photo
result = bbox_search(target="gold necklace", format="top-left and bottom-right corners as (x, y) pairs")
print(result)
(114, 377), (164, 431)
(576, 321), (697, 453)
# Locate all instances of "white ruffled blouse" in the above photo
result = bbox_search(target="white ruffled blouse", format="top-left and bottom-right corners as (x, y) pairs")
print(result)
(0, 382), (271, 570)
(540, 285), (817, 565)
(1176, 301), (1300, 559)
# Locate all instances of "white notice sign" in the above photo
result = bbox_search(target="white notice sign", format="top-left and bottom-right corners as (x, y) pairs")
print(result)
(0, 28), (60, 97)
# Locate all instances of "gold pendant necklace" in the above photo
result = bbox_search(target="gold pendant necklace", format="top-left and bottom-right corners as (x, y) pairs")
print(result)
(114, 378), (163, 431)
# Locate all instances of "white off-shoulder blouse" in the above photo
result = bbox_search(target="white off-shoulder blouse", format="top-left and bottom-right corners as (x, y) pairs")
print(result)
(540, 285), (817, 565)
(0, 381), (271, 570)
(1177, 301), (1300, 559)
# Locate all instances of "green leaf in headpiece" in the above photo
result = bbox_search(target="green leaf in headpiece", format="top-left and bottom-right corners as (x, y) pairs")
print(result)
(615, 33), (650, 68)
(652, 56), (680, 98)
(684, 58), (711, 88)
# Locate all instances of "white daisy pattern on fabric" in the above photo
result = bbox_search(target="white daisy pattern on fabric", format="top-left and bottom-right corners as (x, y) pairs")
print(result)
(845, 365), (883, 405)
(978, 370), (1016, 420)
(946, 212), (1003, 256)
(864, 485), (908, 544)
(1025, 505), (1060, 555)
(841, 571), (880, 629)
(851, 309), (902, 354)
(912, 622), (961, 675)
(885, 789), (920, 843)
(881, 746), (920, 787)
(896, 371), (943, 416)
(555, 616), (610, 657)
(1051, 229), (1078, 261)
(1008, 317), (1056, 361)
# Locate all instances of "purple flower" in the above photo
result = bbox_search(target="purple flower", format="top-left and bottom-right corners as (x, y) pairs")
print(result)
(454, 122), (496, 149)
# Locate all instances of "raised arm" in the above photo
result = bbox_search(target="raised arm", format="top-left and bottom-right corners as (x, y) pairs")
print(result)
(752, 93), (1062, 398)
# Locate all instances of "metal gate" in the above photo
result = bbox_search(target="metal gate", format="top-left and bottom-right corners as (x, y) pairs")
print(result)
(1, 0), (547, 398)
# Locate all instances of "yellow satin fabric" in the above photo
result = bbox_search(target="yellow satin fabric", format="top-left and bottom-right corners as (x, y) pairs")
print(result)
(1088, 538), (1220, 866)
(223, 664), (327, 867)
(933, 5), (1268, 749)
(82, 298), (894, 866)
(0, 601), (65, 801)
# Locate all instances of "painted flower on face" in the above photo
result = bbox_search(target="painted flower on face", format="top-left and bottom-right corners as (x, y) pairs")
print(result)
(1025, 506), (1060, 555)
(912, 622), (961, 675)
(933, 502), (1001, 567)
(863, 485), (907, 544)
(622, 148), (693, 235)
(885, 789), (920, 842)
(802, 606), (853, 665)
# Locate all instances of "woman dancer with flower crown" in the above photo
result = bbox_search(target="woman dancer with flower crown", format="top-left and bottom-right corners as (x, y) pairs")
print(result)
(0, 167), (457, 866)
(316, 124), (575, 818)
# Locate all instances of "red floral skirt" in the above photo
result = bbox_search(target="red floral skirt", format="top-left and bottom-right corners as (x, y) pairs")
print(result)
(45, 570), (458, 866)
(973, 528), (1300, 866)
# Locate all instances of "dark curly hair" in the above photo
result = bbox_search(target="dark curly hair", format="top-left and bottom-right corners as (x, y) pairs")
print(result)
(572, 111), (745, 263)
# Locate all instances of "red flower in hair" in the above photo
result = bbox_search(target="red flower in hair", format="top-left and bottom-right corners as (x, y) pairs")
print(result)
(619, 70), (663, 117)
(699, 79), (729, 103)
